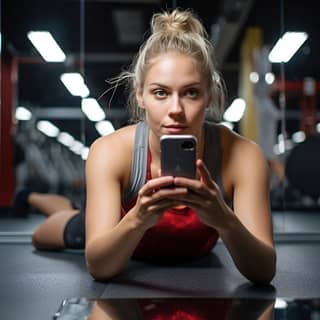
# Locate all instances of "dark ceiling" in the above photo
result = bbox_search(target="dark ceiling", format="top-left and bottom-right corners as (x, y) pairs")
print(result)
(2, 0), (319, 147)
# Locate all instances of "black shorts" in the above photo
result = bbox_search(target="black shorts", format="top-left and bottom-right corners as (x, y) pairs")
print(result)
(63, 208), (85, 249)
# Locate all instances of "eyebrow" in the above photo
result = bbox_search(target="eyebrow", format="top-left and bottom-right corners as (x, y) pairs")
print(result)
(148, 82), (201, 88)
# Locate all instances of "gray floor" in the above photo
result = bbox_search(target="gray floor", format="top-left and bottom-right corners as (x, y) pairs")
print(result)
(1, 211), (320, 319)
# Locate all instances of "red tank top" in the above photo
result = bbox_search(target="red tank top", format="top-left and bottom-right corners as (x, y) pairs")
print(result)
(121, 148), (219, 262)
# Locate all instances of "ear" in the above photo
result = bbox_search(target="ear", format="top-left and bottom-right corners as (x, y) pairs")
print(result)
(136, 87), (145, 109)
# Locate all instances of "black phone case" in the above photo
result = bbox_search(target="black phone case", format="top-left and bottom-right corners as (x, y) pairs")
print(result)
(160, 135), (197, 178)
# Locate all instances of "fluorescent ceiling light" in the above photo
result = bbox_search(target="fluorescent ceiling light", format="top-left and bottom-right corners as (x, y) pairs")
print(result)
(60, 73), (90, 98)
(95, 120), (115, 136)
(268, 32), (308, 63)
(292, 131), (306, 143)
(36, 120), (60, 137)
(27, 31), (66, 62)
(249, 72), (259, 83)
(220, 121), (234, 130)
(274, 298), (288, 309)
(265, 72), (275, 84)
(57, 132), (75, 147)
(15, 106), (32, 121)
(223, 98), (246, 122)
(276, 134), (294, 154)
(81, 98), (105, 121)
(70, 140), (84, 155)
(81, 147), (89, 160)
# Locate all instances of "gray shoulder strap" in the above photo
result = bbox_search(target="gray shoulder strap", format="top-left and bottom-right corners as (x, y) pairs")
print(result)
(122, 121), (149, 201)
(203, 122), (225, 197)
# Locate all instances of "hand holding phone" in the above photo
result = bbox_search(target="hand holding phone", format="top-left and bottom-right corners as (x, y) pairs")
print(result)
(160, 135), (197, 179)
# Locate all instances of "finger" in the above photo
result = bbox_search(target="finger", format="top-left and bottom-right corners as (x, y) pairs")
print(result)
(172, 176), (208, 197)
(173, 175), (219, 203)
(146, 199), (182, 213)
(139, 176), (175, 196)
(196, 159), (217, 189)
(151, 187), (189, 200)
(140, 187), (189, 207)
(166, 193), (211, 208)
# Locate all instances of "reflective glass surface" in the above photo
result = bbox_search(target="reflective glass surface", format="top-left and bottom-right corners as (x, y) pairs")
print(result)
(53, 297), (320, 320)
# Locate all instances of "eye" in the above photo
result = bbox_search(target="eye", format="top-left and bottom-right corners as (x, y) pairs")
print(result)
(153, 89), (167, 99)
(185, 88), (199, 98)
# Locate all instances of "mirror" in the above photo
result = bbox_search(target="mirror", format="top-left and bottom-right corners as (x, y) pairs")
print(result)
(1, 0), (86, 208)
(53, 297), (320, 320)
(54, 297), (275, 320)
(1, 0), (319, 237)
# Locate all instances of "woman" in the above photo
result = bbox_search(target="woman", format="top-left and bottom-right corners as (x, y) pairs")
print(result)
(84, 8), (276, 284)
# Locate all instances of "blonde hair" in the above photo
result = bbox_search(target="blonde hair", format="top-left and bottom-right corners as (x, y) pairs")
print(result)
(110, 8), (225, 122)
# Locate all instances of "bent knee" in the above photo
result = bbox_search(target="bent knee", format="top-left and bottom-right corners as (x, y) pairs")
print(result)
(31, 228), (44, 249)
(32, 224), (64, 250)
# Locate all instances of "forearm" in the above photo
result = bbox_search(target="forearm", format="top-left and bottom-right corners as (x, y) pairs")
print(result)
(85, 214), (146, 281)
(219, 211), (276, 285)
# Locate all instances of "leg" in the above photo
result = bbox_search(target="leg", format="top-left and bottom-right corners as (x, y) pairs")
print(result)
(32, 209), (80, 250)
(28, 193), (75, 216)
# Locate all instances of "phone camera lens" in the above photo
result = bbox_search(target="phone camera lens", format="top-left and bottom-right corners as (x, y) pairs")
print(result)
(182, 141), (194, 150)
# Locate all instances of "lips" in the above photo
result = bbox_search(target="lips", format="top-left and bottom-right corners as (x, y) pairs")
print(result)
(164, 124), (187, 129)
(164, 124), (188, 133)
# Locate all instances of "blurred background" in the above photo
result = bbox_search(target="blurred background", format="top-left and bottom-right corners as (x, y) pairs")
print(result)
(1, 0), (320, 231)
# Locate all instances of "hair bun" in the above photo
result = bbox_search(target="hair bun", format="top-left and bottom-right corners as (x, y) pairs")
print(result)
(151, 8), (207, 38)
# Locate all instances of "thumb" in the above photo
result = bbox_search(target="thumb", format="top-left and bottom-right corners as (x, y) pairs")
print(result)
(197, 159), (215, 188)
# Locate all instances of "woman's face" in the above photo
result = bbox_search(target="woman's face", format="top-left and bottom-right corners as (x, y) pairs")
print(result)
(136, 51), (209, 141)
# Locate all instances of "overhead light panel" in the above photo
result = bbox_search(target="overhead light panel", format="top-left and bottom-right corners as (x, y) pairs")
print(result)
(70, 140), (84, 155)
(223, 98), (246, 122)
(292, 131), (306, 144)
(57, 132), (75, 147)
(220, 121), (234, 130)
(265, 72), (275, 84)
(15, 106), (32, 121)
(81, 98), (105, 121)
(27, 31), (66, 62)
(60, 73), (90, 98)
(268, 32), (308, 63)
(249, 72), (259, 83)
(81, 147), (89, 160)
(274, 298), (288, 310)
(36, 120), (60, 138)
(95, 120), (115, 136)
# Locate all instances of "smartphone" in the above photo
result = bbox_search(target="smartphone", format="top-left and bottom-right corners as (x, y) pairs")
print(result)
(160, 135), (197, 179)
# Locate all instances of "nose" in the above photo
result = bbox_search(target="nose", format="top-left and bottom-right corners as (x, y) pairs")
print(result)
(168, 94), (184, 116)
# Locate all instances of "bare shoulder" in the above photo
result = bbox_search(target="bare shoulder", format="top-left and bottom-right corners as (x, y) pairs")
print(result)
(86, 124), (136, 182)
(89, 124), (136, 153)
(220, 124), (265, 157)
(219, 124), (268, 182)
